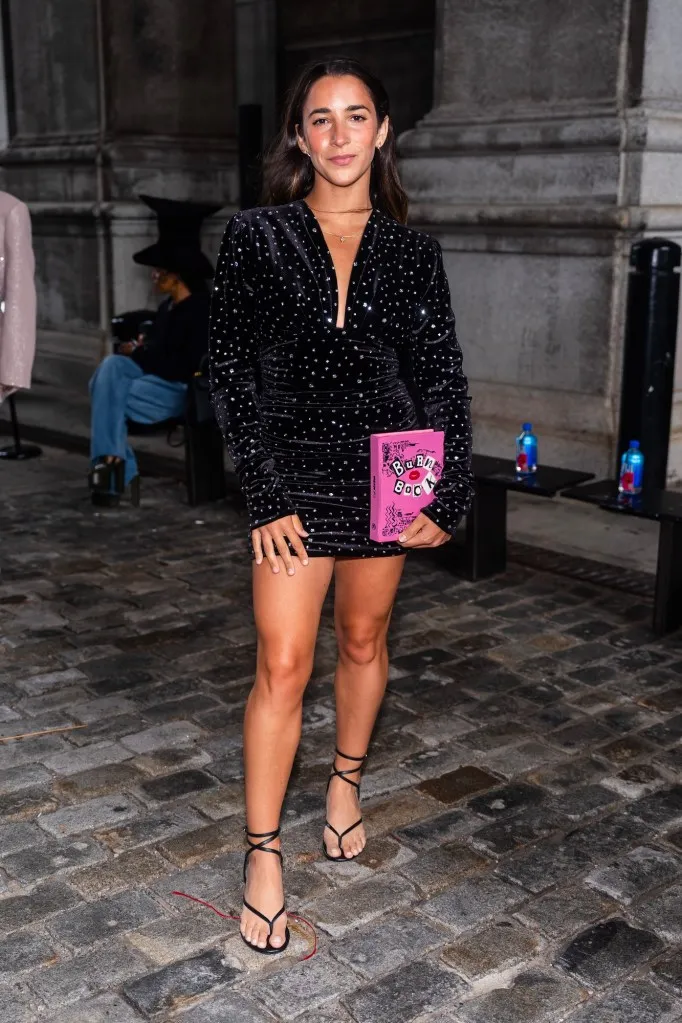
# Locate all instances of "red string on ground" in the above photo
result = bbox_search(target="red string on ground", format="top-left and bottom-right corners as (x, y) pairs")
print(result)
(172, 891), (318, 961)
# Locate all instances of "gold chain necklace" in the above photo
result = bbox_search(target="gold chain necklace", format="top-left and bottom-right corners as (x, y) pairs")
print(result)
(321, 227), (363, 243)
(307, 204), (372, 214)
(307, 204), (372, 243)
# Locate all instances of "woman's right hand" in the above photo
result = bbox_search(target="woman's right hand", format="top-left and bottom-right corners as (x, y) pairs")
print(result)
(252, 514), (309, 575)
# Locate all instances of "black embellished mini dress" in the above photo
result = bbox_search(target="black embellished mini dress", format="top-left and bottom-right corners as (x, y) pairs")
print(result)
(208, 200), (474, 558)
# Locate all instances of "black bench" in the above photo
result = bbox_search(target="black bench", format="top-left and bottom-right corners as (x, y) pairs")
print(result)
(454, 455), (595, 581)
(561, 479), (682, 635)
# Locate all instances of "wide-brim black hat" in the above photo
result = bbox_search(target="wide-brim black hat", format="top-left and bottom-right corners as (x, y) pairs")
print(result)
(133, 194), (224, 279)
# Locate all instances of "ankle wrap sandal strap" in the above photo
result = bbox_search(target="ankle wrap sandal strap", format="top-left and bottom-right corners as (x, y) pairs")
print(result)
(243, 827), (283, 884)
(326, 748), (367, 795)
(336, 748), (367, 762)
(327, 748), (368, 793)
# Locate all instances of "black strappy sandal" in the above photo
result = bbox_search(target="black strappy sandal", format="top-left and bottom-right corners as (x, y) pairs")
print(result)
(241, 827), (290, 954)
(323, 749), (368, 862)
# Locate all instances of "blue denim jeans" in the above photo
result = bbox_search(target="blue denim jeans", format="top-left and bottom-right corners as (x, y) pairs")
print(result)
(89, 355), (188, 485)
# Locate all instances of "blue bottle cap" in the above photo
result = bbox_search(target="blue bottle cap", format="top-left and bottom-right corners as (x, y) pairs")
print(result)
(522, 422), (532, 431)
(630, 440), (640, 449)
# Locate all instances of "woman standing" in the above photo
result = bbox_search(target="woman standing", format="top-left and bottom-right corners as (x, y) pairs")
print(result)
(209, 58), (474, 953)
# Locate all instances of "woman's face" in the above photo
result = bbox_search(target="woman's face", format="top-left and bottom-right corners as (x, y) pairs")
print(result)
(151, 268), (175, 295)
(297, 75), (388, 190)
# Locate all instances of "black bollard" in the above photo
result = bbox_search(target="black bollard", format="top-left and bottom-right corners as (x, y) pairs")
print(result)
(238, 103), (263, 210)
(616, 238), (681, 493)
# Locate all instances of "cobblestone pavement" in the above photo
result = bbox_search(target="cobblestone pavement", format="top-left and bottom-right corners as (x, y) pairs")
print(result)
(2, 449), (682, 1023)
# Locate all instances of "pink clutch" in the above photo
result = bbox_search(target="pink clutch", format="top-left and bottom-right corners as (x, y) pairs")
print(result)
(370, 429), (445, 542)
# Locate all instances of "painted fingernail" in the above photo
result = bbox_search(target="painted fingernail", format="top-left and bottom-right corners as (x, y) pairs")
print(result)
(303, 558), (309, 565)
(398, 534), (406, 543)
(287, 568), (294, 576)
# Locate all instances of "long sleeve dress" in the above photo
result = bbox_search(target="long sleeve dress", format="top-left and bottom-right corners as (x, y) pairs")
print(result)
(209, 200), (474, 558)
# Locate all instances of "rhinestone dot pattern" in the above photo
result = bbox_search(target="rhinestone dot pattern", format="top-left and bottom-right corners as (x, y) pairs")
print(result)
(209, 200), (474, 558)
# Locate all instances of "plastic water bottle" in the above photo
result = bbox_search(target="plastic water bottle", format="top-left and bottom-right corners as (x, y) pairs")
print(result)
(618, 440), (644, 495)
(516, 422), (538, 476)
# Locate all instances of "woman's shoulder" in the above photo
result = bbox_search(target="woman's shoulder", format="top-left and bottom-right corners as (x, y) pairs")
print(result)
(180, 290), (211, 312)
(377, 214), (442, 271)
(224, 203), (303, 233)
(169, 291), (210, 326)
(379, 214), (440, 252)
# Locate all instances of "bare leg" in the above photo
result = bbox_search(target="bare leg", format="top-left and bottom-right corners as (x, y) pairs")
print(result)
(242, 556), (334, 949)
(325, 555), (406, 859)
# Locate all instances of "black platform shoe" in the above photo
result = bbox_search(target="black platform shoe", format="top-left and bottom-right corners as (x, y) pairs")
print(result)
(88, 459), (125, 507)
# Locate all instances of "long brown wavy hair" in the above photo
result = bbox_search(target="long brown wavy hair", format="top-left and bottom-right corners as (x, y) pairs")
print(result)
(261, 57), (409, 224)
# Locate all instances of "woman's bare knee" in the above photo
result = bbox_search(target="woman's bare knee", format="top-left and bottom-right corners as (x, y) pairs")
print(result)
(254, 647), (312, 704)
(336, 622), (386, 667)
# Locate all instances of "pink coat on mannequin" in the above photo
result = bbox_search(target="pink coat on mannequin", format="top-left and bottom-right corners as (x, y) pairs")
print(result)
(0, 192), (36, 400)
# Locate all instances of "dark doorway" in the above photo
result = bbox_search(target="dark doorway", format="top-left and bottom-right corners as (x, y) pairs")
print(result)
(275, 0), (436, 140)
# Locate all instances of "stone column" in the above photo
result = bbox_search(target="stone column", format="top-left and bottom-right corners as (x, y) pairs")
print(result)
(0, 0), (238, 390)
(400, 0), (682, 481)
(235, 0), (277, 142)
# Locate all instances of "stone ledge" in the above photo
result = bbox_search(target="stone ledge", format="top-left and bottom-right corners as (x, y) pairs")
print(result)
(406, 201), (634, 231)
(400, 106), (682, 154)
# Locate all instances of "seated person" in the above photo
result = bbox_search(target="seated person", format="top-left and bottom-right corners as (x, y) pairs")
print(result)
(88, 195), (220, 506)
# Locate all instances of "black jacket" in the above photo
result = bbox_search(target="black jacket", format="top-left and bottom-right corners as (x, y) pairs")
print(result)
(132, 291), (210, 383)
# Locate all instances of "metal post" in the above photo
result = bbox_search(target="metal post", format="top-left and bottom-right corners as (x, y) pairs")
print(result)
(0, 394), (42, 460)
(238, 103), (263, 210)
(616, 237), (681, 493)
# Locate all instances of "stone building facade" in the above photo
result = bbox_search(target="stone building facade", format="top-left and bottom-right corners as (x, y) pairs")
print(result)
(1, 0), (681, 479)
(401, 0), (682, 480)
(0, 0), (238, 391)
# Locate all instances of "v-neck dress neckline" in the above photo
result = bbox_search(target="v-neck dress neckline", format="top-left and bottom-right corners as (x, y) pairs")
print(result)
(298, 199), (378, 333)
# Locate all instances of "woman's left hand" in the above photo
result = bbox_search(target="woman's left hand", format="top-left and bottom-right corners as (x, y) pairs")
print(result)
(397, 512), (451, 548)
